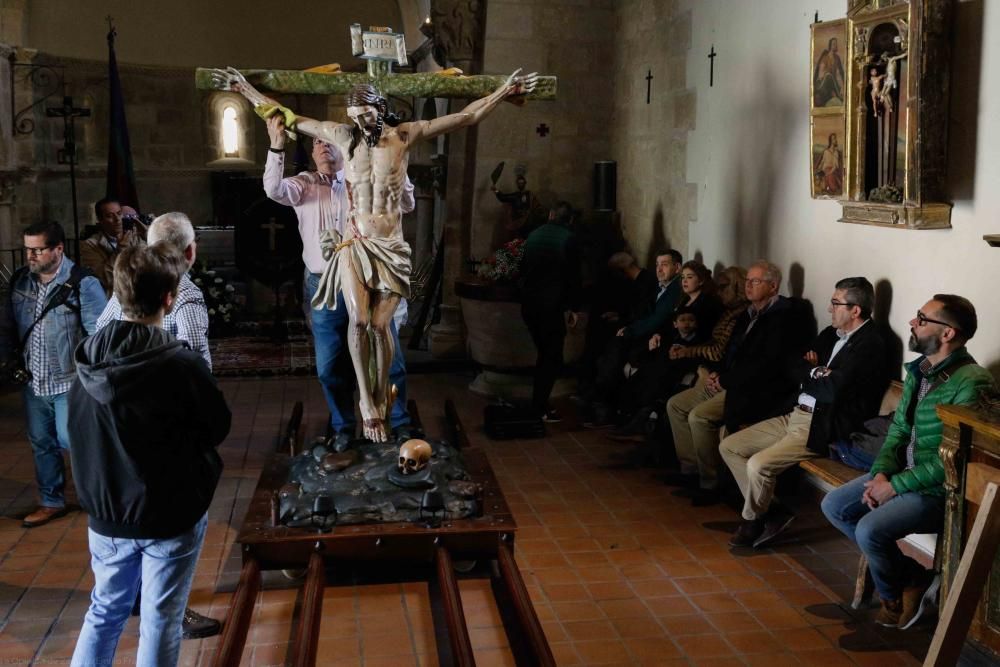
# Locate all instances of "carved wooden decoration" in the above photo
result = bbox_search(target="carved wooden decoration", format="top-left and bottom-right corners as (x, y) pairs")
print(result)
(811, 0), (955, 229)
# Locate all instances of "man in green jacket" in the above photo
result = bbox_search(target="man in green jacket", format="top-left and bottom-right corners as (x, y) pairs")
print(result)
(822, 294), (994, 630)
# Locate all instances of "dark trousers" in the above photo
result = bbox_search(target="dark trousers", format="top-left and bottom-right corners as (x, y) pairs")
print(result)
(522, 303), (566, 416)
(622, 349), (698, 412)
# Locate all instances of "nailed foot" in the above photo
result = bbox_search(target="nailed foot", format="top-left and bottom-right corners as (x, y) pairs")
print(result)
(363, 417), (389, 443)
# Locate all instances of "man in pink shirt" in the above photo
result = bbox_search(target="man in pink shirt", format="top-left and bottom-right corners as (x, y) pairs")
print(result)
(262, 116), (414, 449)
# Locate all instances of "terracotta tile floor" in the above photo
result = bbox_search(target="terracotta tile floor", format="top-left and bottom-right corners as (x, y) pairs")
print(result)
(0, 374), (935, 665)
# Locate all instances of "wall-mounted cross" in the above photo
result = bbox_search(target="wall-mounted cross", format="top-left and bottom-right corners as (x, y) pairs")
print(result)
(261, 217), (285, 251)
(535, 123), (549, 137)
(646, 69), (653, 104)
(708, 45), (717, 87)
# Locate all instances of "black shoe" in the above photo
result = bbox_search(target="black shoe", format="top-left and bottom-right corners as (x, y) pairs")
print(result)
(690, 488), (721, 507)
(728, 519), (765, 547)
(330, 430), (353, 453)
(752, 507), (796, 548)
(659, 471), (699, 487)
(392, 424), (426, 442)
(182, 607), (222, 640)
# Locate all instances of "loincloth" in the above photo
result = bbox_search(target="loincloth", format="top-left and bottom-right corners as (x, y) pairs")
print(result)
(311, 230), (412, 311)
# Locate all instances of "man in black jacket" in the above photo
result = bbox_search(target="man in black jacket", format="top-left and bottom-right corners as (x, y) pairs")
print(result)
(665, 260), (813, 505)
(520, 201), (583, 421)
(69, 244), (231, 667)
(720, 277), (887, 548)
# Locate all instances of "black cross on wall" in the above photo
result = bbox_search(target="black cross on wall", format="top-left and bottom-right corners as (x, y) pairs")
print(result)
(536, 123), (549, 137)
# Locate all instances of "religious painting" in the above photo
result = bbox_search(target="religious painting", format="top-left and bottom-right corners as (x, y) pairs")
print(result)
(811, 114), (846, 199)
(811, 19), (847, 112)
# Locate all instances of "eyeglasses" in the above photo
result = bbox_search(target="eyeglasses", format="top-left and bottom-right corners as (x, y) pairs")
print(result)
(23, 246), (52, 257)
(830, 300), (856, 308)
(745, 278), (770, 287)
(915, 311), (959, 331)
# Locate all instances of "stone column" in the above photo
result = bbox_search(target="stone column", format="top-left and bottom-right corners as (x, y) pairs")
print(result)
(426, 0), (487, 359)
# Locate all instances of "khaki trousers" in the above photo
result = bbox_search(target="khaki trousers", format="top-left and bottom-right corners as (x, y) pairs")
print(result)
(719, 407), (817, 520)
(666, 377), (726, 490)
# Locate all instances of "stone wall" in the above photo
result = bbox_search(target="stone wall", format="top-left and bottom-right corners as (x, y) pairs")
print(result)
(609, 0), (695, 268)
(472, 0), (616, 259)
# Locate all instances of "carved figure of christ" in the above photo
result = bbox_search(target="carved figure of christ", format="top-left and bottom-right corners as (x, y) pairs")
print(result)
(212, 67), (537, 441)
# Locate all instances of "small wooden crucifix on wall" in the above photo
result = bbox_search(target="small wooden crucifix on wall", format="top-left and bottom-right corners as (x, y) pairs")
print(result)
(708, 45), (717, 87)
(646, 69), (653, 103)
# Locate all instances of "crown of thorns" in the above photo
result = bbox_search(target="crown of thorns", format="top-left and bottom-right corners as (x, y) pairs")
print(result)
(346, 84), (387, 110)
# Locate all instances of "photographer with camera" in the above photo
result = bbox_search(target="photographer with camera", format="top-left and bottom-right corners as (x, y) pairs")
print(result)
(80, 198), (148, 296)
(0, 221), (106, 527)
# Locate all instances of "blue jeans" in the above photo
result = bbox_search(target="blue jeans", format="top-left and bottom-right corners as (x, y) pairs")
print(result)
(821, 474), (944, 601)
(72, 515), (207, 667)
(23, 387), (70, 508)
(305, 271), (409, 432)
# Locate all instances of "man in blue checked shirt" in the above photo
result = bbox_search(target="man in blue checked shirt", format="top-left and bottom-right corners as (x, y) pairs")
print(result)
(0, 221), (107, 528)
(97, 212), (211, 370)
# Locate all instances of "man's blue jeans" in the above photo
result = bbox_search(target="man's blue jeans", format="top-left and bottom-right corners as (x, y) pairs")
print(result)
(304, 271), (409, 433)
(23, 387), (70, 508)
(821, 473), (944, 601)
(71, 515), (207, 667)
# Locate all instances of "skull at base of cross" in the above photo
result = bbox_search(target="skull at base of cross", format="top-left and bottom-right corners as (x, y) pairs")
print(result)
(398, 439), (432, 475)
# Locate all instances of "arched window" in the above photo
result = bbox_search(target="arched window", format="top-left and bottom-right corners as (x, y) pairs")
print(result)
(221, 105), (240, 157)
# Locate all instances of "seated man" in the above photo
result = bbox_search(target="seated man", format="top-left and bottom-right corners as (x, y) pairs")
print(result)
(585, 250), (682, 427)
(69, 244), (231, 665)
(720, 277), (887, 548)
(79, 197), (147, 296)
(821, 294), (993, 630)
(665, 260), (813, 505)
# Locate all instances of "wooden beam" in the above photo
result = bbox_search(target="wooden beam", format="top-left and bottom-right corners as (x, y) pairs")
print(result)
(291, 550), (325, 667)
(285, 400), (303, 455)
(434, 546), (476, 667)
(496, 543), (555, 666)
(444, 399), (470, 450)
(194, 68), (557, 101)
(925, 482), (1000, 666)
(210, 556), (261, 667)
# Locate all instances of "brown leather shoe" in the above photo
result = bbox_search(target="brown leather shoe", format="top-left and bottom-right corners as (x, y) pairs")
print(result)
(22, 506), (68, 528)
(874, 597), (902, 627)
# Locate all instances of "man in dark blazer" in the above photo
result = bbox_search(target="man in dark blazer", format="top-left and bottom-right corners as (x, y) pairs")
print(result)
(666, 260), (814, 504)
(720, 277), (887, 548)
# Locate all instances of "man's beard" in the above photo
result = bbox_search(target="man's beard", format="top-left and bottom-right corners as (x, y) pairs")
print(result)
(362, 115), (384, 147)
(908, 330), (941, 356)
(29, 257), (57, 275)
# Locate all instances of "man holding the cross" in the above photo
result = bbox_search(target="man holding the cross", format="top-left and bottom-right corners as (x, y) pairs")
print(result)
(214, 67), (537, 441)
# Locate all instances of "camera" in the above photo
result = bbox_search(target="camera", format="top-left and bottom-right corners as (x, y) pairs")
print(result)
(1, 359), (32, 387)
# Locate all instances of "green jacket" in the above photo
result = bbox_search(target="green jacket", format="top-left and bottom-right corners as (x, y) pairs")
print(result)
(870, 348), (994, 496)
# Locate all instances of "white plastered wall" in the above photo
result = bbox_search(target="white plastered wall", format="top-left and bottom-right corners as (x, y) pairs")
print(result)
(683, 0), (1000, 377)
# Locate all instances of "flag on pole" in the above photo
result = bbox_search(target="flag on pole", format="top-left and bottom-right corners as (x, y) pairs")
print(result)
(105, 23), (140, 210)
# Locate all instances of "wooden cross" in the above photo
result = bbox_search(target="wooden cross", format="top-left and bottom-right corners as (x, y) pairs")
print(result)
(708, 45), (717, 87)
(535, 123), (549, 137)
(194, 25), (557, 102)
(646, 69), (653, 104)
(261, 217), (285, 251)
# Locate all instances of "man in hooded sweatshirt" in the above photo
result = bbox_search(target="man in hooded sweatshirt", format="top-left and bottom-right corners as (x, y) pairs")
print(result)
(68, 243), (231, 667)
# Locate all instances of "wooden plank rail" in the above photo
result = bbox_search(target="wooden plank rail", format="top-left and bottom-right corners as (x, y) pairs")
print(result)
(211, 556), (261, 667)
(445, 399), (470, 449)
(291, 550), (326, 667)
(497, 543), (556, 667)
(285, 400), (304, 455)
(434, 546), (476, 667)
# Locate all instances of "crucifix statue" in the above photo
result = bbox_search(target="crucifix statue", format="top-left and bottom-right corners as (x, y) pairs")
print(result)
(203, 26), (550, 442)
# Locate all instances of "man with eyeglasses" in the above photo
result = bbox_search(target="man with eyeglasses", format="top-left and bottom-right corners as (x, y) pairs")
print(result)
(720, 277), (888, 549)
(665, 260), (814, 506)
(0, 221), (106, 527)
(822, 294), (994, 630)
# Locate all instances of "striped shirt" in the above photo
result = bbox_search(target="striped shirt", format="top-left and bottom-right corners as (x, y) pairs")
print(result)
(681, 302), (744, 363)
(96, 273), (212, 370)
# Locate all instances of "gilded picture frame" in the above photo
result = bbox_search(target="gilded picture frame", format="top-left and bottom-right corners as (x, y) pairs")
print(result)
(811, 19), (848, 114)
(811, 113), (846, 199)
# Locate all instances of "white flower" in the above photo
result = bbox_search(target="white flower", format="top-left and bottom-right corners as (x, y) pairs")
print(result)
(214, 277), (223, 284)
(225, 284), (235, 292)
(208, 308), (216, 316)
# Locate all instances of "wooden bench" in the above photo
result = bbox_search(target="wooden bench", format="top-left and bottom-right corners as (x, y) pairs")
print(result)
(797, 381), (939, 609)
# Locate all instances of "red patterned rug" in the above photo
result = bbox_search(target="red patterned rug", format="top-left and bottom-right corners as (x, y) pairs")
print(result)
(209, 322), (316, 377)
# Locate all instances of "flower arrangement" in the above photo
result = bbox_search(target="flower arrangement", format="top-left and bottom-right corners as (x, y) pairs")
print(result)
(475, 238), (526, 283)
(190, 262), (241, 335)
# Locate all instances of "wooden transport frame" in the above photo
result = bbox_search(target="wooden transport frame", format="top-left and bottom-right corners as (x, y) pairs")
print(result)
(210, 400), (554, 667)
